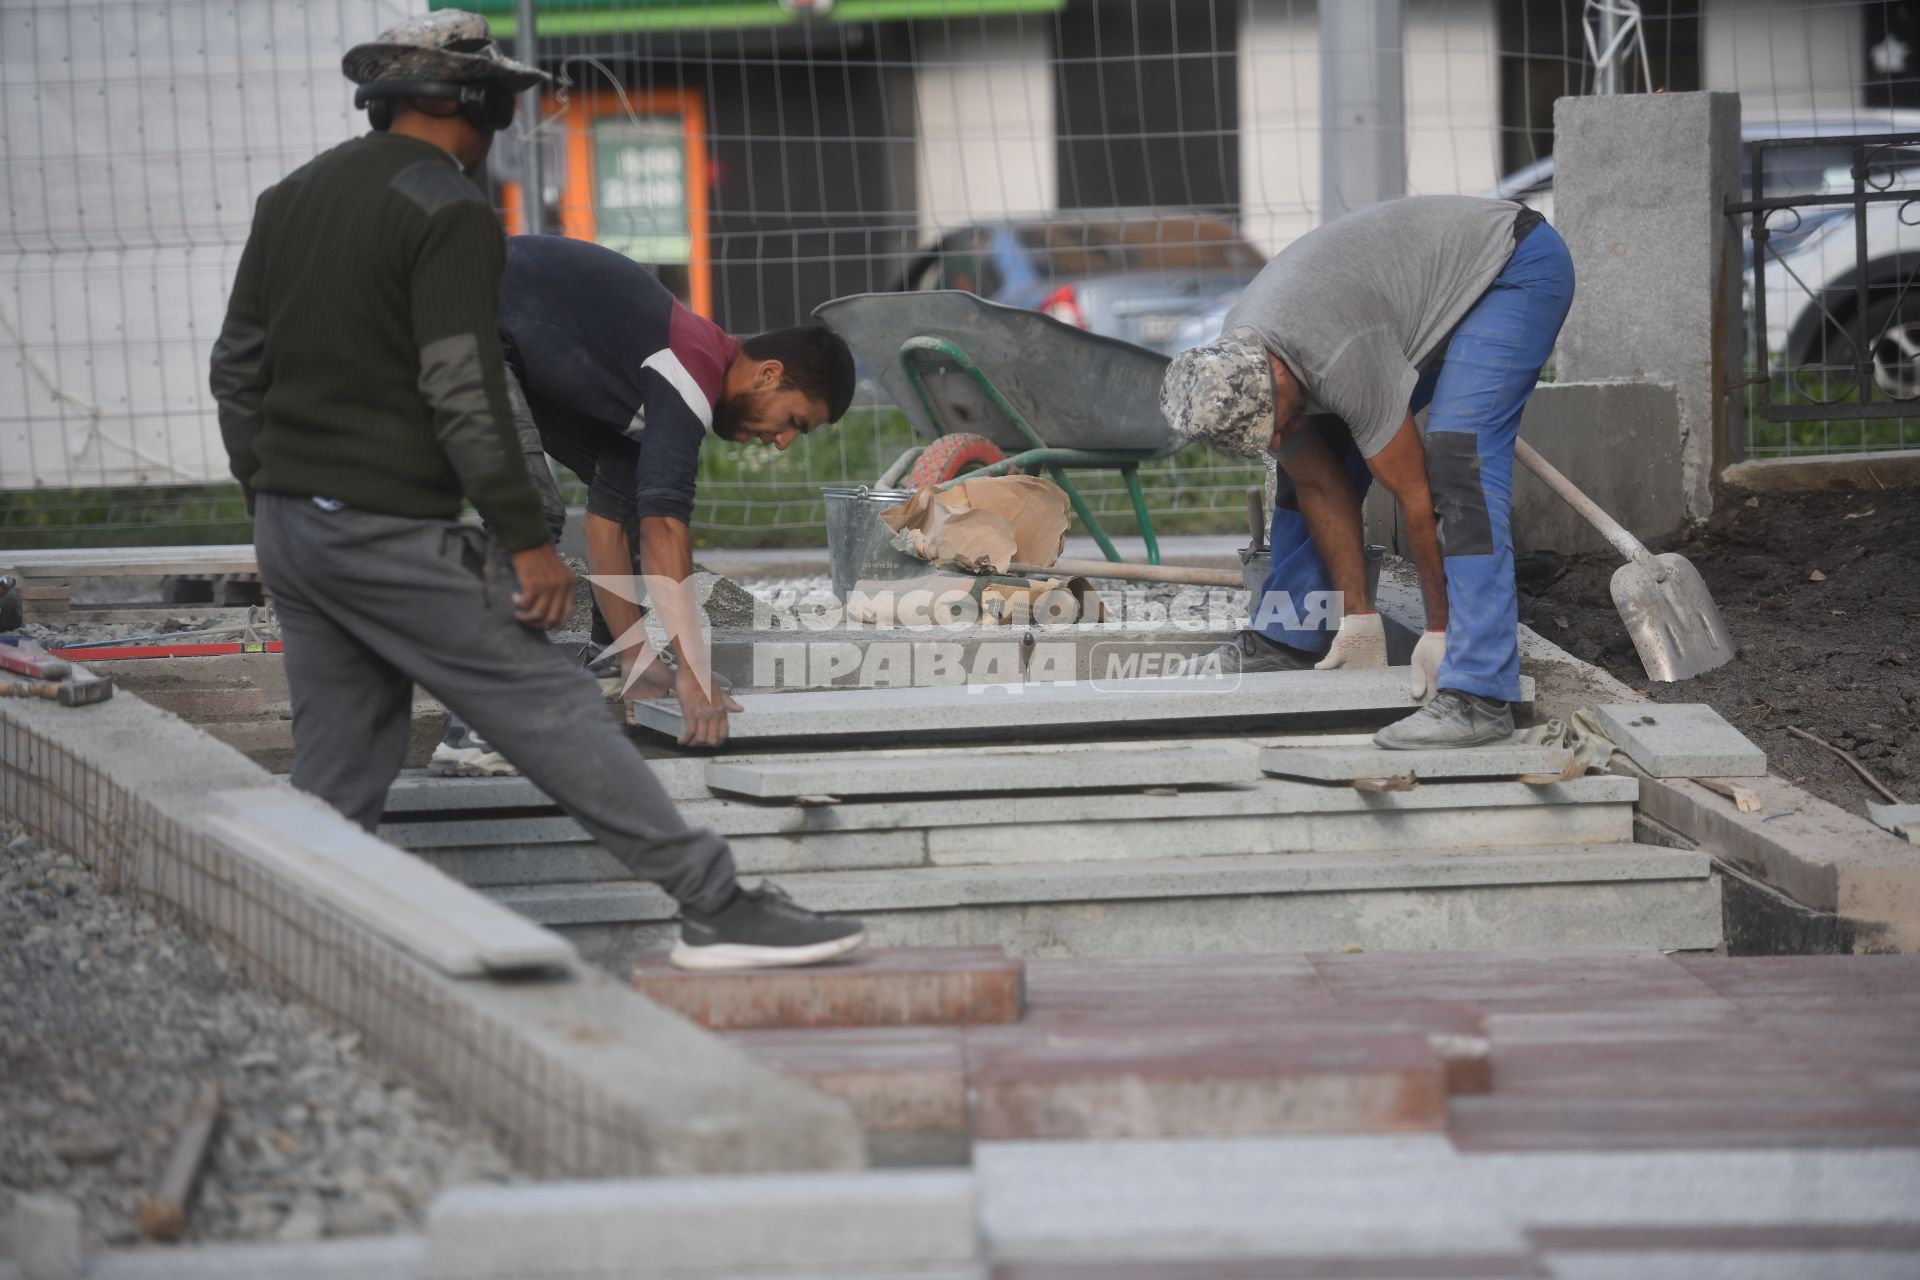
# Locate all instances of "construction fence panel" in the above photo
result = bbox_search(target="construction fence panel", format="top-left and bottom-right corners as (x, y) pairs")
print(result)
(4, 1), (1919, 548)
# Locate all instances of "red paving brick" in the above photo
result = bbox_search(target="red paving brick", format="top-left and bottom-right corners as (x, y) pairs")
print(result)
(633, 946), (1024, 1029)
(967, 1024), (1448, 1140)
(1309, 948), (1726, 1011)
(1024, 953), (1334, 1018)
(1673, 953), (1920, 1004)
(725, 1027), (967, 1135)
(721, 948), (1920, 1153)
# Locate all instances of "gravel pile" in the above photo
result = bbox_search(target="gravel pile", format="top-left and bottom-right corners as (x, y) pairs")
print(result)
(0, 824), (520, 1252)
(13, 616), (232, 650)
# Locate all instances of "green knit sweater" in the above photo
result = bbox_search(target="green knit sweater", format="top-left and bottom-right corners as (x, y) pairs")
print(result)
(210, 132), (547, 551)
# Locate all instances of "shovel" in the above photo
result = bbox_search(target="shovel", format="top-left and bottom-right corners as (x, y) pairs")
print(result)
(1514, 439), (1734, 682)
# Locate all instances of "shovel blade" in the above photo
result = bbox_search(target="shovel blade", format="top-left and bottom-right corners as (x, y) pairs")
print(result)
(1609, 553), (1736, 682)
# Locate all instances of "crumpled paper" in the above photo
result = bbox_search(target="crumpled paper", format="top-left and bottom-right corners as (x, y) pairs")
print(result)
(881, 475), (1071, 575)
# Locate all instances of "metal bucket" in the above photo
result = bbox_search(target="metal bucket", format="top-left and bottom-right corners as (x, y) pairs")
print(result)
(823, 486), (923, 602)
(1239, 543), (1387, 608)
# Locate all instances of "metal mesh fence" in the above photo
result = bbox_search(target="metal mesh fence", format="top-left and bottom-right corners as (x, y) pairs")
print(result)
(5, 1), (1920, 548)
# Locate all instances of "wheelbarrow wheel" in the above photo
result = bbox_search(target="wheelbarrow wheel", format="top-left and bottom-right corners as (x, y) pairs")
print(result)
(907, 433), (1005, 487)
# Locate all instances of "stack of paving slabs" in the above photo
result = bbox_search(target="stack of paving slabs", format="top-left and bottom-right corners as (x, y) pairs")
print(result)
(382, 668), (1720, 965)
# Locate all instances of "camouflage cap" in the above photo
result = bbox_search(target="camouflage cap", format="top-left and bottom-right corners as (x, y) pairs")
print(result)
(1159, 327), (1276, 460)
(342, 9), (548, 92)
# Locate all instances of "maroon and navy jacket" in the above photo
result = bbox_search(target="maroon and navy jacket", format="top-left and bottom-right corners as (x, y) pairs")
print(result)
(499, 235), (739, 524)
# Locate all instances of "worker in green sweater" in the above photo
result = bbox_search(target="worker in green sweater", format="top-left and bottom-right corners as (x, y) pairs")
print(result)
(208, 10), (864, 971)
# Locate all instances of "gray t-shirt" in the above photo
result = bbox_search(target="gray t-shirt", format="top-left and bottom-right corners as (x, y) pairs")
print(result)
(1224, 195), (1527, 461)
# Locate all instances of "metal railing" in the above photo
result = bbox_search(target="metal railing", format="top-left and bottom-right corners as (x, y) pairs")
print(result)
(1733, 131), (1920, 447)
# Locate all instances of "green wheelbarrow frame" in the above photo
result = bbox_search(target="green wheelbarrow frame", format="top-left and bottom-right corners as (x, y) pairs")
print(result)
(897, 335), (1167, 566)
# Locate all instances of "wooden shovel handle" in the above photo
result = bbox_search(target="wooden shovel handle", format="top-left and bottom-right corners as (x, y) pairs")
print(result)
(1513, 439), (1653, 566)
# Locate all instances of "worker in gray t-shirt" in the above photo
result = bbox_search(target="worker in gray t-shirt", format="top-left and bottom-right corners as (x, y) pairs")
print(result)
(1160, 195), (1575, 749)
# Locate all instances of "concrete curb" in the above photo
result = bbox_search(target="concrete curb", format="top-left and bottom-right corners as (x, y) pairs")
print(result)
(1721, 448), (1920, 493)
(1377, 556), (1918, 953)
(422, 1171), (982, 1279)
(0, 691), (864, 1176)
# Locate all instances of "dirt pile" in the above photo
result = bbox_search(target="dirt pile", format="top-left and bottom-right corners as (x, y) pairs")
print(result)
(1519, 483), (1919, 813)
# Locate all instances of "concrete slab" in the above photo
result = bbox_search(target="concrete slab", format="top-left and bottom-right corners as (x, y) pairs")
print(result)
(1468, 1150), (1920, 1228)
(412, 829), (932, 888)
(205, 788), (575, 976)
(385, 773), (1640, 846)
(557, 874), (1724, 969)
(632, 670), (1534, 744)
(1260, 740), (1573, 783)
(706, 741), (1261, 798)
(12, 1194), (80, 1280)
(966, 1026), (1448, 1140)
(634, 947), (1024, 1029)
(1593, 703), (1765, 779)
(1543, 1249), (1920, 1280)
(422, 1171), (981, 1278)
(499, 846), (1713, 927)
(922, 804), (1632, 868)
(975, 1136), (1524, 1259)
(52, 1236), (425, 1280)
(1633, 769), (1920, 952)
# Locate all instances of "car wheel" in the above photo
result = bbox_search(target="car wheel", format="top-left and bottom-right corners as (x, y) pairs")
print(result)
(906, 433), (1006, 487)
(1865, 293), (1920, 400)
(1808, 292), (1920, 402)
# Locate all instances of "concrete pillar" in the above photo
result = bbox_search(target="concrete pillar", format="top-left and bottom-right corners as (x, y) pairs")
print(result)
(1319, 0), (1406, 220)
(1551, 90), (1743, 525)
(1240, 1), (1498, 258)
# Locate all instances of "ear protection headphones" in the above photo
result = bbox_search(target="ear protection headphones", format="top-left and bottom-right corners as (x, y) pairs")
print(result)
(355, 79), (517, 134)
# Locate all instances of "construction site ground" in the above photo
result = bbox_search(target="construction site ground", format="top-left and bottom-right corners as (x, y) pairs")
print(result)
(0, 822), (519, 1253)
(1519, 482), (1920, 813)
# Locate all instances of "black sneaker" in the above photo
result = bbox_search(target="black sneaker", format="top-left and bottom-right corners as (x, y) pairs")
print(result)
(670, 883), (866, 971)
(1172, 629), (1318, 677)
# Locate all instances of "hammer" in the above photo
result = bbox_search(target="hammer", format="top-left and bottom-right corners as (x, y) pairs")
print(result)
(1, 672), (114, 706)
(0, 641), (114, 705)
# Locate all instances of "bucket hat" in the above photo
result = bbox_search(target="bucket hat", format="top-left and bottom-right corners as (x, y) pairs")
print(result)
(343, 10), (547, 92)
(1160, 327), (1277, 459)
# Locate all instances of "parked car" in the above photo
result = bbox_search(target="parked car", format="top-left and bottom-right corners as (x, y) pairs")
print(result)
(895, 214), (1265, 354)
(1496, 111), (1920, 399)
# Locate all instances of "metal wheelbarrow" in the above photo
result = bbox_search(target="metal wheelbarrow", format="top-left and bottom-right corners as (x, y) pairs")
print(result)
(813, 291), (1179, 564)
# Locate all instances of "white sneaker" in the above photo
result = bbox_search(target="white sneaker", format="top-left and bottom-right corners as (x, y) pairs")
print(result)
(429, 719), (518, 777)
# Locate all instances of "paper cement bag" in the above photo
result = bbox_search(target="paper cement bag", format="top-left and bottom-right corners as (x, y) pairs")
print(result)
(880, 475), (1072, 574)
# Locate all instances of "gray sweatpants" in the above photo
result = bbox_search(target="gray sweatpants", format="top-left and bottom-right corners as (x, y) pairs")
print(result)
(253, 492), (737, 913)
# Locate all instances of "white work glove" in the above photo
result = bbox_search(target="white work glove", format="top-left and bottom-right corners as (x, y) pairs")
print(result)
(1313, 612), (1387, 671)
(1410, 629), (1447, 702)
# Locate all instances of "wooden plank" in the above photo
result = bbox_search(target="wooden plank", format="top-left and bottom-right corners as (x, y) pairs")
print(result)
(139, 1080), (221, 1241)
(0, 544), (259, 578)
